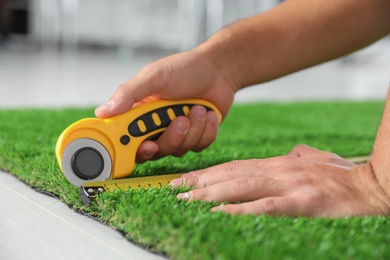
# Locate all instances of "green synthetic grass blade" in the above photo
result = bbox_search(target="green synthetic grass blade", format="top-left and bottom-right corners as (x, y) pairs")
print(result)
(1, 101), (390, 259)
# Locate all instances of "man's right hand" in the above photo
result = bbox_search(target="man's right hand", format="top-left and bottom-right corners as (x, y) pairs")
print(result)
(95, 50), (237, 163)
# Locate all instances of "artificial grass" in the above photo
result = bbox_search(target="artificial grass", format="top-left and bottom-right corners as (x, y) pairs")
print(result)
(1, 101), (390, 259)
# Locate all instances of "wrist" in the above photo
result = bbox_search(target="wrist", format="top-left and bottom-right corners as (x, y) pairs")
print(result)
(192, 43), (240, 93)
(365, 90), (390, 213)
(352, 163), (390, 215)
(370, 91), (390, 196)
(371, 146), (390, 197)
(194, 24), (250, 92)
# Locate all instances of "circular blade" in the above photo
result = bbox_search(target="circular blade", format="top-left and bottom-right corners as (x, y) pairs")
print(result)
(62, 138), (112, 187)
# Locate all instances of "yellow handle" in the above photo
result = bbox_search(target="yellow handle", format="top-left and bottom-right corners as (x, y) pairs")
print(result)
(56, 99), (222, 186)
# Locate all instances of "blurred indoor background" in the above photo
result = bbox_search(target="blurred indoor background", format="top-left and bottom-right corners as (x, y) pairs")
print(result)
(0, 0), (389, 108)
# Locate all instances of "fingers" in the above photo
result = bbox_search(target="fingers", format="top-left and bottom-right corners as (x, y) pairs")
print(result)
(191, 111), (219, 152)
(174, 171), (311, 217)
(135, 140), (159, 163)
(148, 116), (190, 161)
(170, 156), (301, 188)
(169, 146), (373, 217)
(176, 176), (285, 203)
(136, 106), (220, 163)
(174, 107), (220, 156)
(170, 159), (263, 187)
(172, 105), (207, 157)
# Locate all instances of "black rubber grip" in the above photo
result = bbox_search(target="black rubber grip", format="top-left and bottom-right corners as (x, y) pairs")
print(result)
(127, 104), (213, 137)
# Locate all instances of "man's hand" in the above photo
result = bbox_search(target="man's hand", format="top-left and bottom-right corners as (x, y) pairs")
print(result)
(171, 144), (390, 217)
(95, 50), (237, 163)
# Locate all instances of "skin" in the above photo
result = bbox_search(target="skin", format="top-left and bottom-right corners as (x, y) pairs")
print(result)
(171, 144), (390, 217)
(96, 0), (390, 217)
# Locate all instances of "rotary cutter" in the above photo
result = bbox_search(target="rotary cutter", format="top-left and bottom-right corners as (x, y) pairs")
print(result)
(55, 99), (222, 190)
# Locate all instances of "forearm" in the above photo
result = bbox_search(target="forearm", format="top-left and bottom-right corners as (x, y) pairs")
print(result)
(196, 0), (390, 90)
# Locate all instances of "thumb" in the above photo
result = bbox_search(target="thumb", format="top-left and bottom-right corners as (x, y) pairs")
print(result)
(95, 64), (167, 118)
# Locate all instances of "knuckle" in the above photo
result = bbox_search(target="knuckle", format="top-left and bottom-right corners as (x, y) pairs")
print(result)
(271, 157), (300, 173)
(166, 136), (182, 149)
(191, 189), (207, 201)
(271, 164), (288, 174)
(290, 144), (306, 153)
(326, 153), (342, 163)
(293, 144), (306, 150)
(262, 198), (279, 214)
(300, 189), (322, 205)
(116, 83), (127, 97)
(233, 177), (251, 192)
(187, 175), (200, 187)
(221, 160), (241, 179)
(141, 63), (159, 76)
(292, 174), (313, 186)
(227, 160), (241, 171)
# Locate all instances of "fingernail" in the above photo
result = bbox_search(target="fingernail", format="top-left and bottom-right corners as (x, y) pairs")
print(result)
(208, 112), (219, 126)
(169, 178), (186, 186)
(143, 151), (154, 160)
(176, 121), (189, 135)
(194, 106), (206, 120)
(177, 191), (191, 200)
(96, 100), (114, 113)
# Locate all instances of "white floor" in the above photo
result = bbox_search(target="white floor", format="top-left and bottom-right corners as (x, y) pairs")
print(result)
(0, 170), (165, 260)
(0, 36), (389, 260)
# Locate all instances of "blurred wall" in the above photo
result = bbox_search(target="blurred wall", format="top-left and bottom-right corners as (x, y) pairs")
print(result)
(25, 0), (281, 50)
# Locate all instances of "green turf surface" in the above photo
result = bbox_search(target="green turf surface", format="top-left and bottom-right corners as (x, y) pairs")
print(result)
(1, 101), (390, 259)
